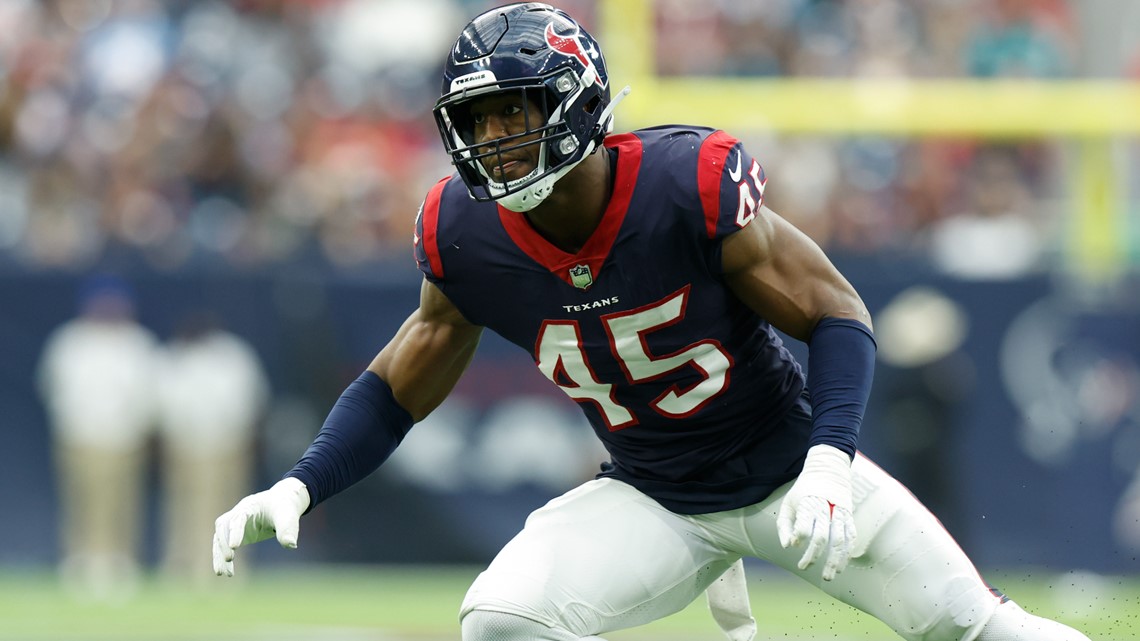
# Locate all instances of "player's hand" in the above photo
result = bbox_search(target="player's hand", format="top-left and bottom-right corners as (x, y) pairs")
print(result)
(212, 477), (310, 577)
(776, 444), (856, 581)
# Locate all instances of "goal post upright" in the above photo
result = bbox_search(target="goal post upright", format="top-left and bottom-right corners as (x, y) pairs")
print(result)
(600, 0), (1138, 282)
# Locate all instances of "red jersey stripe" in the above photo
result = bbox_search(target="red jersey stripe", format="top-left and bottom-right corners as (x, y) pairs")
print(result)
(697, 130), (739, 239)
(421, 177), (450, 279)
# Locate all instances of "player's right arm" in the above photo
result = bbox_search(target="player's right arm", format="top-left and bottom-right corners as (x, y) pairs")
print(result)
(369, 278), (483, 421)
(212, 279), (482, 577)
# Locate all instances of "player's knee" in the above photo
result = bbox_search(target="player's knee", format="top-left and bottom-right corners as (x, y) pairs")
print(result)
(879, 574), (997, 641)
(976, 600), (1090, 641)
(461, 609), (580, 641)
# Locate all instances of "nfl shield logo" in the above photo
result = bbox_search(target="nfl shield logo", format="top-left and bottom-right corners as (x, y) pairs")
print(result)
(569, 264), (593, 289)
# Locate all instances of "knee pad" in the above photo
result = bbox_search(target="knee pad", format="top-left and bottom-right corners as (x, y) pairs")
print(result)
(461, 610), (605, 641)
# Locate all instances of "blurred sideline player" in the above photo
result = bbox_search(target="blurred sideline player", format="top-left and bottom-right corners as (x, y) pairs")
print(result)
(38, 274), (158, 601)
(213, 4), (1091, 641)
(156, 311), (269, 585)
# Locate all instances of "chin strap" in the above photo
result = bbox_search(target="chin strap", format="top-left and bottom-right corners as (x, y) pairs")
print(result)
(598, 85), (632, 135)
(495, 85), (632, 213)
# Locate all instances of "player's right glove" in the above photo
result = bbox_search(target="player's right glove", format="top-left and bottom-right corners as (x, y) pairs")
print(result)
(775, 444), (856, 581)
(212, 477), (310, 577)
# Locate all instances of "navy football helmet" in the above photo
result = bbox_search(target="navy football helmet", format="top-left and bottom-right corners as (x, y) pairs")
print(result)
(433, 3), (629, 212)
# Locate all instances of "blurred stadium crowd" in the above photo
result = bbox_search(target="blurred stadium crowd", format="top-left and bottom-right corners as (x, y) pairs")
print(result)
(3, 0), (1140, 595)
(0, 0), (1136, 276)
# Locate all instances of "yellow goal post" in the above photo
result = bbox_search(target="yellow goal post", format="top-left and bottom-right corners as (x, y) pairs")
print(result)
(598, 0), (1140, 281)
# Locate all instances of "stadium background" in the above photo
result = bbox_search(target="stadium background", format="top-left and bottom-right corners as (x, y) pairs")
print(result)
(1, 0), (1139, 638)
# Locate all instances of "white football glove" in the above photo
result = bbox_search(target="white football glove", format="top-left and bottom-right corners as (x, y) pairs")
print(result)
(212, 477), (311, 577)
(776, 444), (856, 581)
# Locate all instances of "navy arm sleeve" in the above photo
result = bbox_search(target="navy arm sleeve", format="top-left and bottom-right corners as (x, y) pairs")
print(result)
(806, 317), (877, 458)
(285, 371), (414, 511)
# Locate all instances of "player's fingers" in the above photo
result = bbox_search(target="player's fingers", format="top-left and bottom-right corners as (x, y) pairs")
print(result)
(795, 496), (834, 569)
(822, 517), (850, 581)
(792, 499), (818, 544)
(225, 510), (250, 551)
(797, 528), (825, 571)
(272, 507), (300, 549)
(212, 529), (234, 577)
(821, 557), (840, 581)
(213, 513), (235, 560)
(213, 514), (228, 549)
(839, 511), (857, 552)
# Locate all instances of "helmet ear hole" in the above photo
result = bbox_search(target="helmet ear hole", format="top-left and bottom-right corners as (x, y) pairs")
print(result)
(558, 136), (578, 155)
(583, 95), (601, 114)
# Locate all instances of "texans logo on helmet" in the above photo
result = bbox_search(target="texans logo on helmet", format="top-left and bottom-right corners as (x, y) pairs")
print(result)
(544, 22), (605, 88)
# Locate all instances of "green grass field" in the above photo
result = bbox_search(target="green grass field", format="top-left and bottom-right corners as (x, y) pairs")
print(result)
(0, 565), (1135, 640)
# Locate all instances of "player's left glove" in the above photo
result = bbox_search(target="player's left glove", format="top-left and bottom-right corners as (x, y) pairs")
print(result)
(776, 444), (856, 581)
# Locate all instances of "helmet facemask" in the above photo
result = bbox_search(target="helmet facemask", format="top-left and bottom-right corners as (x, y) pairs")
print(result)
(434, 67), (609, 212)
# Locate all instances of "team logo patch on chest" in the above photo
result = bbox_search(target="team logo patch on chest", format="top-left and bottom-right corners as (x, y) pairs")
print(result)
(569, 264), (593, 289)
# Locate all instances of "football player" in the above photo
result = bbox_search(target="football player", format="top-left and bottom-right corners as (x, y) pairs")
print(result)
(213, 4), (1091, 641)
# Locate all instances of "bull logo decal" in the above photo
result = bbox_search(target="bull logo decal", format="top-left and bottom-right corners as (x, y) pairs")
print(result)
(544, 22), (605, 88)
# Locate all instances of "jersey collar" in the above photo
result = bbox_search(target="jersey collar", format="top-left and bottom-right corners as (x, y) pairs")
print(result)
(498, 133), (643, 288)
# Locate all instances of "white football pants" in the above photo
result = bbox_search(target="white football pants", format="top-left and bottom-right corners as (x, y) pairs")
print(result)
(461, 453), (1002, 641)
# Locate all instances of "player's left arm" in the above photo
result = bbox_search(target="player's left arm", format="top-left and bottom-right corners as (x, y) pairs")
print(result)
(721, 206), (876, 580)
(720, 205), (871, 341)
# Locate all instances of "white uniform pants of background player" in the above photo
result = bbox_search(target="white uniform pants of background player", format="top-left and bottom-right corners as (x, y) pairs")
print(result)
(460, 454), (1002, 641)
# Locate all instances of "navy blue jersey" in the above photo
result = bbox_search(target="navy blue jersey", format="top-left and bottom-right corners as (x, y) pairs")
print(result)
(414, 125), (811, 514)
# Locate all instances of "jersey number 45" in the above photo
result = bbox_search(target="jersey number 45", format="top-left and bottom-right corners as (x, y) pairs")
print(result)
(535, 285), (733, 431)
